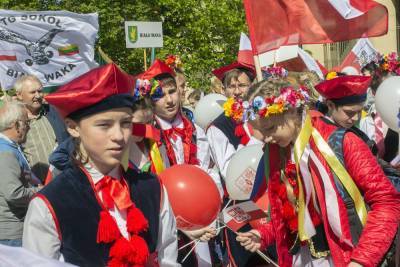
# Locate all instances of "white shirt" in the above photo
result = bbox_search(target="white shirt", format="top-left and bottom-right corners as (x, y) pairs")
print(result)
(22, 165), (180, 267)
(206, 123), (262, 181)
(156, 115), (224, 197)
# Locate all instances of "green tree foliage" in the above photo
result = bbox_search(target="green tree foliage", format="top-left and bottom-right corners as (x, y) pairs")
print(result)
(0, 0), (247, 90)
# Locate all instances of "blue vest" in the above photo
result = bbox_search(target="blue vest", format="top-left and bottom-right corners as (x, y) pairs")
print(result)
(39, 165), (161, 267)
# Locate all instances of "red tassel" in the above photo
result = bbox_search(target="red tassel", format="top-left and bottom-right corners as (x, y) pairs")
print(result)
(109, 237), (132, 261)
(128, 235), (150, 265)
(108, 257), (129, 267)
(127, 207), (149, 234)
(234, 124), (245, 137)
(240, 134), (250, 145)
(97, 211), (121, 243)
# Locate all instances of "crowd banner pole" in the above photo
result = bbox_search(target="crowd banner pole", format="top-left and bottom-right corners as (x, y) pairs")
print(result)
(144, 49), (148, 70)
(253, 55), (263, 82)
(151, 48), (156, 64)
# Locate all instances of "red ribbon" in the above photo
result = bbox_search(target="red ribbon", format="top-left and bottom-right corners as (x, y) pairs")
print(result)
(96, 176), (133, 210)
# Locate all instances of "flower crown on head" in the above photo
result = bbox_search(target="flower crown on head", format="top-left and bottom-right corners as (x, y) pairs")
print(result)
(376, 52), (400, 75)
(164, 54), (183, 70)
(261, 66), (288, 80)
(134, 79), (164, 101)
(223, 86), (309, 123)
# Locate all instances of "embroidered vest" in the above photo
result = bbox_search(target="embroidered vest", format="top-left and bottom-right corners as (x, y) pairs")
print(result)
(40, 165), (160, 267)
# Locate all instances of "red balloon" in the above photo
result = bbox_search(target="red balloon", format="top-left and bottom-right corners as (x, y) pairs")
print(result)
(249, 191), (270, 229)
(159, 164), (221, 230)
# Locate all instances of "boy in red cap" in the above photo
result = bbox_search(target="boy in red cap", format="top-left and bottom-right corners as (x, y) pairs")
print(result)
(315, 75), (371, 129)
(140, 59), (223, 266)
(22, 63), (180, 267)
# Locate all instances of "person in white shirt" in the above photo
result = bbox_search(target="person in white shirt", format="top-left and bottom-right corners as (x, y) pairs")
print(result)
(139, 59), (223, 267)
(22, 63), (180, 267)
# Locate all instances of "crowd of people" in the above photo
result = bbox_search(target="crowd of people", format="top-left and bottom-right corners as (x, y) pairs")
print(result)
(0, 50), (399, 267)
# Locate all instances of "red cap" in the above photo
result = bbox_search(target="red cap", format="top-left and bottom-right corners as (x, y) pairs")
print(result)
(212, 61), (255, 82)
(45, 63), (135, 119)
(315, 75), (371, 103)
(139, 59), (175, 80)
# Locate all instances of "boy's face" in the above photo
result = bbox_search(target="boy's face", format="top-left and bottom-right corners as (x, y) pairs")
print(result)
(153, 81), (180, 122)
(327, 101), (364, 128)
(224, 72), (251, 100)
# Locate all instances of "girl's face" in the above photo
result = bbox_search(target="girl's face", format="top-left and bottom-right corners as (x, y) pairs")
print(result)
(66, 107), (133, 174)
(251, 110), (300, 148)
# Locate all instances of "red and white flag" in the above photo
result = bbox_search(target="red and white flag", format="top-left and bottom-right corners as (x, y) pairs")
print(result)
(238, 33), (298, 67)
(337, 38), (378, 74)
(221, 201), (266, 232)
(238, 33), (327, 79)
(243, 0), (388, 54)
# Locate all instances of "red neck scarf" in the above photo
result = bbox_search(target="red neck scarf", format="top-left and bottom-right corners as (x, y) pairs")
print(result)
(158, 114), (198, 165)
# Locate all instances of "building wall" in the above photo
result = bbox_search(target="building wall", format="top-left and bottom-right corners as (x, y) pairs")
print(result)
(303, 0), (398, 71)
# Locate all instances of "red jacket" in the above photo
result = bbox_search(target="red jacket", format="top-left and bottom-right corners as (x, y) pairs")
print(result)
(258, 116), (400, 267)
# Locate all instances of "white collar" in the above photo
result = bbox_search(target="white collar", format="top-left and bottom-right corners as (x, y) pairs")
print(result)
(84, 163), (121, 185)
(155, 114), (184, 130)
(0, 133), (14, 144)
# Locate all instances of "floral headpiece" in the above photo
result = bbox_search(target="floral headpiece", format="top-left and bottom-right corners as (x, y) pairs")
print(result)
(223, 86), (309, 123)
(134, 79), (164, 101)
(377, 52), (400, 75)
(326, 71), (338, 80)
(262, 66), (288, 80)
(164, 55), (183, 70)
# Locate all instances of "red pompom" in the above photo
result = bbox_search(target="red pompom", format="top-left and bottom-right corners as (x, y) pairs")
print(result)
(127, 207), (149, 235)
(97, 211), (121, 243)
(128, 235), (150, 265)
(110, 237), (132, 261)
(234, 124), (246, 137)
(108, 257), (129, 267)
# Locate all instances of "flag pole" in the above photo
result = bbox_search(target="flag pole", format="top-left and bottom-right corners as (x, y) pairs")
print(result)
(144, 49), (148, 70)
(253, 55), (263, 82)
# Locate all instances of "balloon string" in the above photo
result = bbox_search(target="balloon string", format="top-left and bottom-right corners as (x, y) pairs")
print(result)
(218, 220), (280, 267)
(178, 225), (227, 251)
(181, 239), (200, 262)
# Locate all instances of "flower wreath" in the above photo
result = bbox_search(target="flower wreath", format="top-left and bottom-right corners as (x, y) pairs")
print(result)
(223, 86), (309, 123)
(164, 54), (183, 70)
(377, 52), (400, 75)
(262, 66), (288, 80)
(134, 79), (164, 101)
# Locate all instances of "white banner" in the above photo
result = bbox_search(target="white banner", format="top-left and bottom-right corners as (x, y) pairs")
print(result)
(0, 10), (99, 90)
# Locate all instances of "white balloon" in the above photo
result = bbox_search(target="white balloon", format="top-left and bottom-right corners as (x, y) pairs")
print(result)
(341, 66), (360, 76)
(194, 93), (227, 130)
(226, 144), (264, 200)
(375, 76), (400, 133)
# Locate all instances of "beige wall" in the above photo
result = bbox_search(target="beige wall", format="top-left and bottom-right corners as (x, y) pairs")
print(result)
(303, 0), (398, 68)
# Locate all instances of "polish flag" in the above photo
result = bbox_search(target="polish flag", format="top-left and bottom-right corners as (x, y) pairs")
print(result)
(337, 38), (378, 74)
(243, 0), (388, 54)
(0, 51), (17, 61)
(222, 201), (267, 232)
(238, 33), (327, 79)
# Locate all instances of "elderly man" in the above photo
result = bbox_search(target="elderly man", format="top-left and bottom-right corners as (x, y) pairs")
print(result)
(0, 101), (40, 247)
(15, 75), (68, 182)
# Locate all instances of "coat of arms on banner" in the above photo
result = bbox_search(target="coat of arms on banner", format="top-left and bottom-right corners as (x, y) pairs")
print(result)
(128, 26), (138, 43)
(0, 10), (99, 90)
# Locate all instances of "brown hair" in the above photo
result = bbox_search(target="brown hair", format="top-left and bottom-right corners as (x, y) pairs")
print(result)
(244, 78), (290, 102)
(223, 68), (254, 88)
(132, 97), (152, 113)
